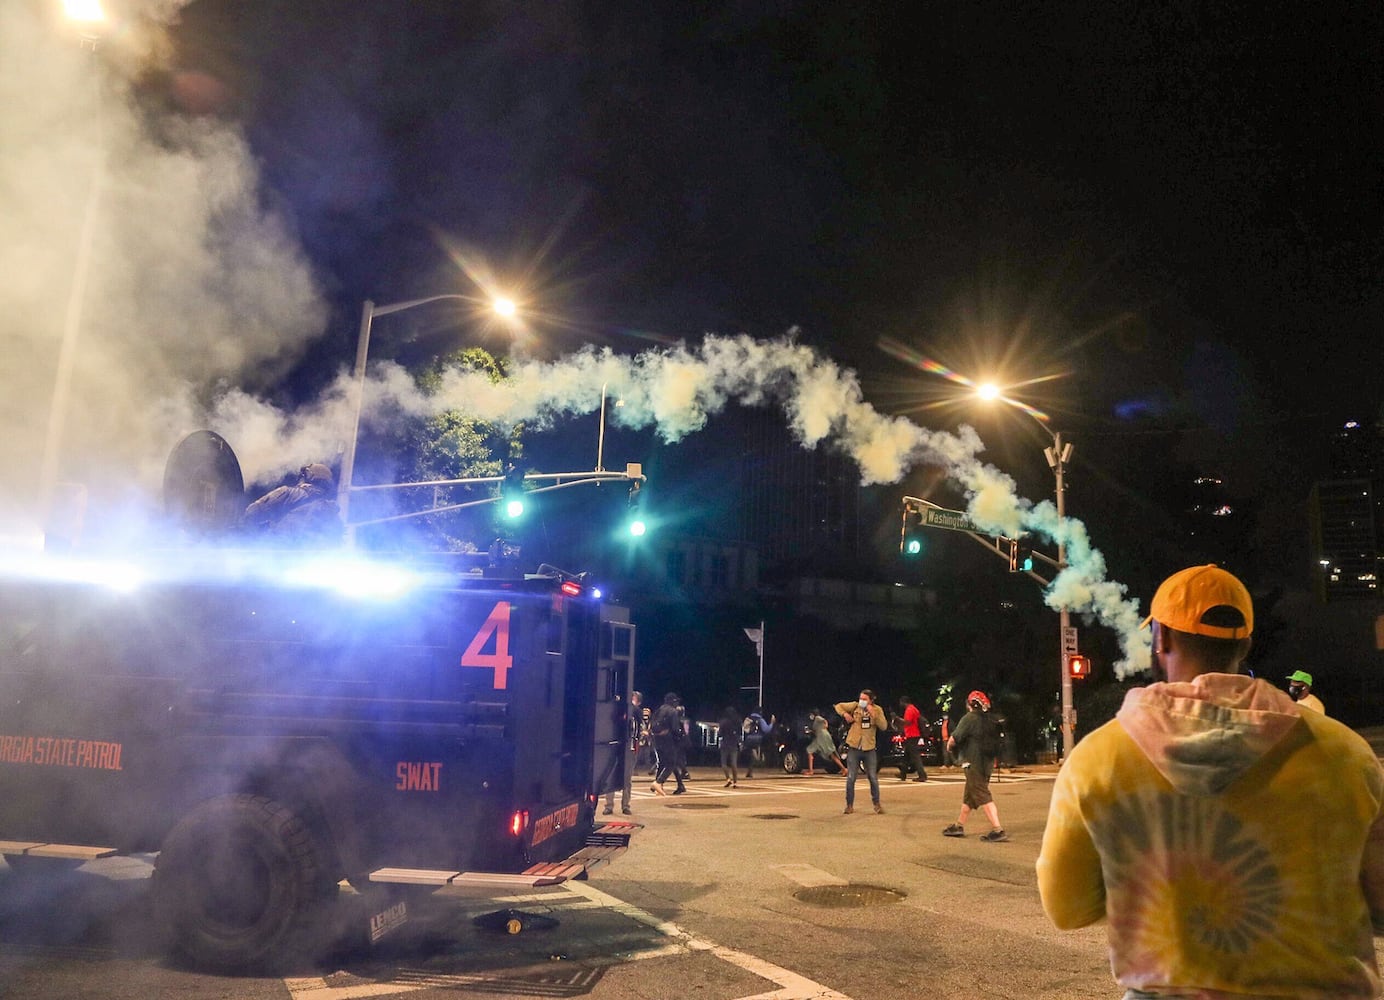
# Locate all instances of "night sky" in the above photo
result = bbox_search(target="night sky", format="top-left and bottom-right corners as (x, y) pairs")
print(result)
(178, 2), (1380, 429)
(8, 0), (1382, 594)
(181, 1), (1382, 401)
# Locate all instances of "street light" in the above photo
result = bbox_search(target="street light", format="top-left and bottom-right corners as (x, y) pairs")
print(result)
(975, 384), (1077, 761)
(339, 294), (510, 544)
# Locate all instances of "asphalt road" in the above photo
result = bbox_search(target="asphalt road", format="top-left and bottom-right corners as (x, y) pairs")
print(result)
(2, 765), (1382, 999)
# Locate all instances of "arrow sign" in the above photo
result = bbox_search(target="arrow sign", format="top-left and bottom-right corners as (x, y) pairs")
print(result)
(1061, 626), (1079, 656)
(921, 507), (981, 533)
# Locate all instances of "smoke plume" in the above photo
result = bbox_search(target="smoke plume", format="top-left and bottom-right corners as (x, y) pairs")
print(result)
(0, 3), (324, 531)
(262, 334), (1150, 676)
(1, 3), (1149, 676)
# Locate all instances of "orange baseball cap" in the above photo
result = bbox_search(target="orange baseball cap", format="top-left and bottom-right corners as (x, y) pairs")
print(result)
(1140, 564), (1253, 640)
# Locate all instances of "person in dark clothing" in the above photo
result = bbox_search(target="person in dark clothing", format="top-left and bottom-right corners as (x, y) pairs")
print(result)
(943, 690), (1006, 841)
(674, 701), (692, 782)
(243, 463), (342, 543)
(742, 707), (769, 778)
(718, 706), (742, 787)
(603, 690), (641, 816)
(649, 693), (686, 796)
(633, 697), (654, 775)
(897, 695), (929, 782)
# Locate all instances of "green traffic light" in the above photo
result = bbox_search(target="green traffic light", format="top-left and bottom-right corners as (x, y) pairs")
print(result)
(905, 538), (922, 555)
(629, 519), (647, 537)
(504, 499), (524, 519)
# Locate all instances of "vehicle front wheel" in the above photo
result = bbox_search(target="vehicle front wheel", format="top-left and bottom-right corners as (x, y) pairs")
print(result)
(153, 794), (336, 974)
(780, 749), (803, 774)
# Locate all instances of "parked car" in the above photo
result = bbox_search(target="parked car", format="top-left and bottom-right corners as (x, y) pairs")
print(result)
(774, 713), (817, 773)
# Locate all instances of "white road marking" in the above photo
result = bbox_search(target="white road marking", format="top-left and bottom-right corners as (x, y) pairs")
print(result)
(771, 863), (847, 888)
(285, 879), (851, 1000)
(563, 880), (853, 1000)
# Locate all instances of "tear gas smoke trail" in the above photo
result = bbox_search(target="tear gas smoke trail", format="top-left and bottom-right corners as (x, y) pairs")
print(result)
(214, 333), (1151, 677)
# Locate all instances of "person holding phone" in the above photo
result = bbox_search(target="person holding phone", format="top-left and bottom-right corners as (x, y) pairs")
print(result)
(834, 690), (889, 814)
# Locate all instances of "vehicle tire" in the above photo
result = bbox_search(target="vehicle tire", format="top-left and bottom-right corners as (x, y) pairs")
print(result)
(153, 794), (336, 974)
(780, 749), (803, 774)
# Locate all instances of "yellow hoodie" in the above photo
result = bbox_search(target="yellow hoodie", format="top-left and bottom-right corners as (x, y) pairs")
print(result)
(1037, 674), (1384, 999)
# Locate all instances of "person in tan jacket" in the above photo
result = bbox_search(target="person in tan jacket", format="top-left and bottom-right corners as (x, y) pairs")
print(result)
(835, 690), (890, 814)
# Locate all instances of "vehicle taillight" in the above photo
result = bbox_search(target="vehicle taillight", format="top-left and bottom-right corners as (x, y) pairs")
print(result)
(509, 810), (529, 838)
(560, 581), (582, 597)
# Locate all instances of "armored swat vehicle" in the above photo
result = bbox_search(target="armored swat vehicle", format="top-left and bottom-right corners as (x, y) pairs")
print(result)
(0, 548), (638, 971)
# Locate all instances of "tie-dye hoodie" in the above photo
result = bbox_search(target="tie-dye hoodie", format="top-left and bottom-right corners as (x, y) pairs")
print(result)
(1037, 673), (1384, 999)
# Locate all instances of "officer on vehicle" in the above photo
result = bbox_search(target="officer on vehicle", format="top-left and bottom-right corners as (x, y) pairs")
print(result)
(243, 463), (342, 544)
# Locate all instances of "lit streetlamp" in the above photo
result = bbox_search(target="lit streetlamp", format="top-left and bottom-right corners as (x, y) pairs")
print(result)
(974, 383), (1077, 760)
(38, 0), (108, 544)
(338, 294), (517, 544)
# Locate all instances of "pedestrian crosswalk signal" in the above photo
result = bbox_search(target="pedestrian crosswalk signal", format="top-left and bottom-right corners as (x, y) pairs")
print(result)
(1067, 654), (1091, 680)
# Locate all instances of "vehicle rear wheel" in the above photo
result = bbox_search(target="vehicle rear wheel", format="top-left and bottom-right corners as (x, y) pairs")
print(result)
(780, 749), (803, 774)
(153, 794), (335, 973)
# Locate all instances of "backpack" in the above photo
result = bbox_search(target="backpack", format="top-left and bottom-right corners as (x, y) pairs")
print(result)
(650, 709), (672, 738)
(743, 714), (765, 747)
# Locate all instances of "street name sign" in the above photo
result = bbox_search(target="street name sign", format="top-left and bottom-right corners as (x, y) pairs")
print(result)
(920, 506), (982, 533)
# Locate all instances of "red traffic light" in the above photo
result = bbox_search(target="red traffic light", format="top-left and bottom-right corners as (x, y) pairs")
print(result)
(1067, 654), (1091, 679)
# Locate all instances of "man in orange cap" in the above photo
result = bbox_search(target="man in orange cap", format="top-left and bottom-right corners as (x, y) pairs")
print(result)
(1037, 564), (1384, 999)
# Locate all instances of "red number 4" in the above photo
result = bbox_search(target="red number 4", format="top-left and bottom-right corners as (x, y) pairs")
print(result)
(460, 601), (514, 689)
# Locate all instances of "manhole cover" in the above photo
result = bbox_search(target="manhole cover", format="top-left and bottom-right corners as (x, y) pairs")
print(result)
(793, 884), (906, 908)
(665, 802), (730, 809)
(750, 813), (799, 820)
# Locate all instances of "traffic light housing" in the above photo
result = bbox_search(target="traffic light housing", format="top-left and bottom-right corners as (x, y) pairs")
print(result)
(626, 480), (647, 537)
(1067, 654), (1091, 680)
(500, 465), (526, 519)
(900, 504), (924, 557)
(1009, 537), (1034, 573)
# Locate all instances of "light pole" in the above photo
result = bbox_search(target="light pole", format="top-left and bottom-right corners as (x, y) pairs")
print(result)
(338, 294), (518, 545)
(974, 383), (1076, 759)
(38, 0), (107, 538)
(1045, 429), (1076, 761)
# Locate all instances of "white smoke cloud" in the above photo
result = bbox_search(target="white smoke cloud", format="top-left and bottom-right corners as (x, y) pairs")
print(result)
(0, 4), (1150, 676)
(202, 333), (1152, 675)
(0, 4), (324, 530)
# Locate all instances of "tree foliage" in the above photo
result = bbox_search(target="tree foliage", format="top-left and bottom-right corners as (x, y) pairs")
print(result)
(398, 347), (524, 551)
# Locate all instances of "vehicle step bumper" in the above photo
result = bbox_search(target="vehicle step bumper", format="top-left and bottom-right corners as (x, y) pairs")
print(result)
(0, 841), (118, 861)
(367, 820), (643, 889)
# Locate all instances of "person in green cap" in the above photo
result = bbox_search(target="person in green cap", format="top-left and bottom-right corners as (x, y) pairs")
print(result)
(1286, 669), (1325, 714)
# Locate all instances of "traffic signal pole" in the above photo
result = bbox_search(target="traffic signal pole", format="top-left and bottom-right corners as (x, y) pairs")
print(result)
(1048, 430), (1075, 761)
(902, 428), (1076, 761)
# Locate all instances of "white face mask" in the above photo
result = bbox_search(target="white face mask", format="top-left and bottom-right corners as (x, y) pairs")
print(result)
(858, 699), (869, 708)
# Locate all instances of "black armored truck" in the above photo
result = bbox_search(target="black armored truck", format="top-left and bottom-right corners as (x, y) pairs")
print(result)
(0, 548), (639, 971)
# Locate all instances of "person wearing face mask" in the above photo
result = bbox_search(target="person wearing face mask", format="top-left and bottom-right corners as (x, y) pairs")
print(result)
(1285, 669), (1326, 715)
(834, 690), (889, 814)
(1036, 564), (1384, 1000)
